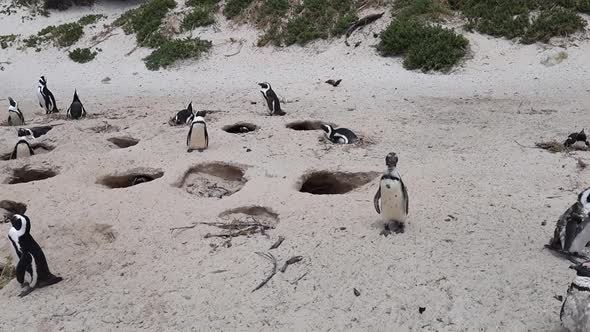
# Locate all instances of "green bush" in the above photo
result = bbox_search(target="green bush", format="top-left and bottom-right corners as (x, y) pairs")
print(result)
(182, 7), (215, 29)
(223, 0), (254, 18)
(38, 22), (83, 47)
(257, 0), (289, 23)
(186, 0), (219, 6)
(522, 7), (587, 43)
(143, 37), (212, 70)
(0, 34), (17, 49)
(69, 47), (97, 63)
(78, 14), (106, 26)
(115, 0), (176, 47)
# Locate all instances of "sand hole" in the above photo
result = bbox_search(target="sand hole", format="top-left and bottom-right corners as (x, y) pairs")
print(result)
(86, 122), (120, 134)
(299, 171), (380, 195)
(107, 136), (139, 148)
(5, 166), (58, 184)
(222, 122), (257, 134)
(0, 200), (27, 216)
(176, 162), (246, 198)
(218, 206), (279, 228)
(97, 168), (164, 188)
(286, 120), (332, 131)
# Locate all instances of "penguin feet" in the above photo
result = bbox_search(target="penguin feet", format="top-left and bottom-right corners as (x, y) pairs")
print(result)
(380, 220), (405, 236)
(545, 245), (589, 264)
(37, 275), (63, 288)
(18, 286), (34, 298)
(187, 149), (193, 153)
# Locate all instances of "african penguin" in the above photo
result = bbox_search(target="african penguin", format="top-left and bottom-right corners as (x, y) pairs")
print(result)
(187, 111), (208, 152)
(258, 82), (285, 116)
(36, 76), (58, 114)
(560, 260), (590, 331)
(547, 187), (590, 262)
(4, 214), (63, 297)
(10, 138), (35, 160)
(374, 152), (409, 235)
(320, 124), (358, 144)
(7, 97), (25, 126)
(564, 129), (589, 149)
(66, 90), (87, 120)
(18, 125), (54, 139)
(171, 101), (195, 126)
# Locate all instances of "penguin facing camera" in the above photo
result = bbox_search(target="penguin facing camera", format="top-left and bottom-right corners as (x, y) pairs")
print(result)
(10, 138), (34, 160)
(4, 213), (63, 297)
(560, 260), (590, 331)
(37, 76), (58, 114)
(320, 123), (358, 144)
(258, 82), (285, 116)
(374, 152), (409, 235)
(7, 97), (25, 126)
(187, 111), (208, 152)
(546, 187), (590, 263)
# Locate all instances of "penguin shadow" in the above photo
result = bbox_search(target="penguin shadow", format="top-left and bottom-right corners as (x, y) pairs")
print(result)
(297, 170), (380, 195)
(107, 136), (139, 149)
(96, 168), (164, 189)
(174, 162), (247, 199)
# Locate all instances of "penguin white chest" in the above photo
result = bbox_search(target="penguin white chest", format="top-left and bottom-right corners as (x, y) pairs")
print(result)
(189, 124), (207, 150)
(380, 179), (406, 223)
(8, 112), (23, 126)
(37, 88), (45, 107)
(16, 144), (31, 159)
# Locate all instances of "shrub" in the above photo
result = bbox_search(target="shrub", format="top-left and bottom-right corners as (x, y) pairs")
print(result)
(44, 0), (95, 10)
(78, 14), (106, 26)
(38, 22), (84, 47)
(182, 7), (215, 29)
(521, 7), (587, 43)
(257, 0), (289, 24)
(223, 0), (254, 18)
(69, 47), (97, 63)
(0, 34), (17, 49)
(143, 37), (212, 70)
(115, 0), (176, 47)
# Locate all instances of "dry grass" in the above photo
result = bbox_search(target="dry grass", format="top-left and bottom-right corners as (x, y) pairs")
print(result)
(0, 257), (16, 289)
(535, 140), (567, 153)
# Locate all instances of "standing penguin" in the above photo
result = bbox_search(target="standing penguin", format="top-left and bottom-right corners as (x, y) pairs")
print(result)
(36, 76), (58, 114)
(4, 214), (63, 297)
(561, 261), (590, 331)
(66, 90), (87, 120)
(258, 82), (285, 116)
(10, 138), (35, 160)
(374, 152), (409, 235)
(7, 97), (25, 126)
(187, 111), (208, 152)
(320, 123), (358, 144)
(171, 101), (195, 126)
(547, 187), (590, 262)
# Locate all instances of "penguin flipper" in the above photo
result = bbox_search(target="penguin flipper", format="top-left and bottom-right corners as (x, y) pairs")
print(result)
(373, 188), (381, 214)
(204, 125), (209, 148)
(28, 144), (35, 156)
(401, 178), (409, 214)
(82, 105), (87, 117)
(18, 111), (24, 124)
(66, 106), (71, 119)
(15, 252), (32, 285)
(186, 126), (192, 146)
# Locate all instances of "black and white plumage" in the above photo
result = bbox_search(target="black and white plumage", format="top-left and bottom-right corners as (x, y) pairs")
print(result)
(547, 188), (590, 262)
(171, 102), (195, 126)
(186, 112), (208, 152)
(561, 261), (590, 331)
(18, 125), (54, 139)
(320, 123), (358, 144)
(36, 76), (58, 114)
(374, 152), (409, 234)
(7, 97), (25, 126)
(66, 90), (87, 120)
(564, 129), (590, 149)
(258, 82), (285, 116)
(4, 214), (63, 297)
(10, 138), (35, 160)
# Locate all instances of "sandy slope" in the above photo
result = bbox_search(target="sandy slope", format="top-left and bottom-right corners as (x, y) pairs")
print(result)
(0, 1), (589, 331)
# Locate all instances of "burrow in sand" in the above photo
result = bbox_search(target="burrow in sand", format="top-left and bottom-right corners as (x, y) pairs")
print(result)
(298, 171), (380, 195)
(0, 200), (27, 216)
(218, 205), (279, 228)
(4, 165), (59, 184)
(97, 168), (164, 188)
(286, 120), (333, 131)
(222, 122), (257, 134)
(175, 162), (246, 199)
(0, 142), (56, 161)
(107, 136), (139, 149)
(86, 122), (120, 134)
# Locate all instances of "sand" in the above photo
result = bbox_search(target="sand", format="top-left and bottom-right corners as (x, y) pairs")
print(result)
(1, 1), (590, 330)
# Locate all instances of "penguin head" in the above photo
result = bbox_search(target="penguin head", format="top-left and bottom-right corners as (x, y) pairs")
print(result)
(258, 82), (271, 92)
(17, 128), (28, 137)
(6, 214), (31, 235)
(187, 102), (193, 114)
(39, 76), (46, 86)
(8, 97), (16, 108)
(73, 90), (80, 102)
(570, 261), (590, 277)
(578, 187), (590, 208)
(386, 152), (399, 168)
(192, 116), (206, 124)
(320, 124), (333, 137)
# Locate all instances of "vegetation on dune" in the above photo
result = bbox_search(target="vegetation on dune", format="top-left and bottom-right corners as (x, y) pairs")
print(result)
(44, 0), (96, 10)
(22, 14), (105, 49)
(223, 0), (254, 19)
(69, 47), (97, 63)
(0, 34), (18, 49)
(78, 14), (106, 26)
(143, 37), (212, 70)
(182, 0), (220, 30)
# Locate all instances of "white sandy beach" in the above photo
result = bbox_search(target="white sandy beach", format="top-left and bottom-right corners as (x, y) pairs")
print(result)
(0, 1), (590, 330)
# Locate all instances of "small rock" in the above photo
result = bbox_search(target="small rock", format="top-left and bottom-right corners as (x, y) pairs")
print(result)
(541, 51), (568, 67)
(353, 288), (360, 296)
(101, 77), (111, 84)
(419, 307), (426, 314)
(541, 221), (546, 226)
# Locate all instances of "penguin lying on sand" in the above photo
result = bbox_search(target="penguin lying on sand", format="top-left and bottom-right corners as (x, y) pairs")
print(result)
(320, 124), (358, 144)
(37, 76), (58, 114)
(187, 111), (208, 152)
(374, 152), (409, 235)
(4, 214), (63, 297)
(561, 260), (590, 331)
(18, 125), (55, 139)
(10, 138), (34, 160)
(258, 82), (285, 116)
(546, 187), (590, 263)
(564, 129), (589, 149)
(66, 90), (87, 120)
(7, 97), (24, 126)
(170, 102), (195, 126)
